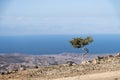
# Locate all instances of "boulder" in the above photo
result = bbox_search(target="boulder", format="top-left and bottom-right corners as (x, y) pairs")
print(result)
(92, 59), (100, 64)
(115, 53), (120, 57)
(66, 61), (77, 66)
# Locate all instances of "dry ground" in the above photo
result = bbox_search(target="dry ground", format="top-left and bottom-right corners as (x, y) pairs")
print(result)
(6, 70), (120, 80)
(1, 55), (120, 80)
(1, 64), (120, 80)
(53, 70), (120, 80)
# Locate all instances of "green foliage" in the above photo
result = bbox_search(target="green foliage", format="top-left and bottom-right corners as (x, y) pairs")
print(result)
(70, 36), (93, 61)
(70, 36), (93, 48)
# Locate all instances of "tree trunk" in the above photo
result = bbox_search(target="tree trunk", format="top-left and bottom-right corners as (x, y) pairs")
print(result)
(81, 47), (88, 61)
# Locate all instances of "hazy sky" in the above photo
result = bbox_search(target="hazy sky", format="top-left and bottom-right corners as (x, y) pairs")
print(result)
(0, 0), (120, 35)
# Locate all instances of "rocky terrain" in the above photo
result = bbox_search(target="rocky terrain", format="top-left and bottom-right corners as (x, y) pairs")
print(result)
(0, 53), (120, 80)
(0, 53), (97, 74)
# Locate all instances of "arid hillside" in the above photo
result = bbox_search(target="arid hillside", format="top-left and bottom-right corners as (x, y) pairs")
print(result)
(0, 53), (98, 74)
(0, 53), (120, 80)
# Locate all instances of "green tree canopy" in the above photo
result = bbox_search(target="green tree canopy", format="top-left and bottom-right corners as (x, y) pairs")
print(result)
(70, 36), (93, 48)
(70, 36), (93, 61)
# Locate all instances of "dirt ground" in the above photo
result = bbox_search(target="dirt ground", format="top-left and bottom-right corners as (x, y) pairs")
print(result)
(52, 70), (120, 80)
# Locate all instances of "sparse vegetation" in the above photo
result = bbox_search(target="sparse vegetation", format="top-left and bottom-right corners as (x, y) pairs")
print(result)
(1, 53), (120, 80)
(70, 36), (93, 61)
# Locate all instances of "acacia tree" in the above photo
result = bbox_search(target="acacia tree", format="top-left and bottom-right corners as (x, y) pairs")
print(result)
(70, 36), (93, 61)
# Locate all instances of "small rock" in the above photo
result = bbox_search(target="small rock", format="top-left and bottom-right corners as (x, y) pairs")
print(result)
(116, 53), (120, 57)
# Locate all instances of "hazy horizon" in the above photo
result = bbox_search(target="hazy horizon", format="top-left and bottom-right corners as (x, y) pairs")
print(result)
(0, 0), (120, 36)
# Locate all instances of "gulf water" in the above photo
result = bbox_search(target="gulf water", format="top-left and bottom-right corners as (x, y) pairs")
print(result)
(0, 34), (120, 55)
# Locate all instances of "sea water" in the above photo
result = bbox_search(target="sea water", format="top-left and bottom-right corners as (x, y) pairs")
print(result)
(0, 34), (120, 55)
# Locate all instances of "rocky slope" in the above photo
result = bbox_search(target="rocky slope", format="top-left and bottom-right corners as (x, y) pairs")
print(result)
(0, 53), (97, 74)
(0, 53), (120, 80)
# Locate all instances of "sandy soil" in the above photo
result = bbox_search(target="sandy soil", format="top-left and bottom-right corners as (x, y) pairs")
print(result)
(52, 70), (120, 80)
(6, 70), (120, 80)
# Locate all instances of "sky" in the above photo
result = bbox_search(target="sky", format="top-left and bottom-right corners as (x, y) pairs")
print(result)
(0, 0), (120, 36)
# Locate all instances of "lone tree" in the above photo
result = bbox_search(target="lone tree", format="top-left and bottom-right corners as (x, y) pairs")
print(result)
(70, 36), (93, 61)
